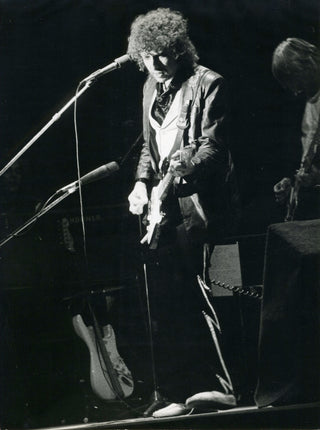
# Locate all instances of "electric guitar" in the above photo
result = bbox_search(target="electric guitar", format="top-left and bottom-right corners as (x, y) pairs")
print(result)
(285, 119), (320, 221)
(140, 145), (195, 249)
(72, 314), (134, 400)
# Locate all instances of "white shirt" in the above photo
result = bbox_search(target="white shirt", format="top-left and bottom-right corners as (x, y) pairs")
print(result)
(149, 88), (182, 171)
(301, 90), (320, 160)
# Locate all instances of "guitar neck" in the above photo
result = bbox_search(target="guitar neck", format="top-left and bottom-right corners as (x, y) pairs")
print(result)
(91, 307), (124, 398)
(157, 145), (196, 201)
(158, 172), (175, 201)
(286, 117), (320, 222)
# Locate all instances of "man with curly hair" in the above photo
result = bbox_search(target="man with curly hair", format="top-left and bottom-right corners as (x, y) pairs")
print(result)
(127, 8), (239, 416)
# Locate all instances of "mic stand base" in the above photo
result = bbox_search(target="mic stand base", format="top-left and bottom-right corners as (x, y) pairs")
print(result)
(143, 389), (167, 417)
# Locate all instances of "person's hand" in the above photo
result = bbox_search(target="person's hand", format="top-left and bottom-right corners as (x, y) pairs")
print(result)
(296, 165), (320, 187)
(273, 177), (292, 203)
(128, 181), (148, 215)
(169, 149), (195, 177)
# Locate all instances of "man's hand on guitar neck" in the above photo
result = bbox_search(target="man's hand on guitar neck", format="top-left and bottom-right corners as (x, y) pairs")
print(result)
(128, 181), (148, 215)
(169, 149), (196, 177)
(274, 167), (320, 205)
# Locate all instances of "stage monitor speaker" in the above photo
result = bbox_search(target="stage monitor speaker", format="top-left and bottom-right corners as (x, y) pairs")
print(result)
(255, 219), (320, 407)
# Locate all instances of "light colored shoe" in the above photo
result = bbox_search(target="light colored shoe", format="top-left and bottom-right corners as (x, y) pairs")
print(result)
(185, 391), (237, 410)
(152, 402), (192, 418)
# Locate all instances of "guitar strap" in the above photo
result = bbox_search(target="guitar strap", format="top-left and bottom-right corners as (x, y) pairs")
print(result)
(166, 68), (211, 163)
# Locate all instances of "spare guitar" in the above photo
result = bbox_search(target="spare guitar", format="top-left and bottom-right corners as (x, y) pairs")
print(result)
(285, 118), (320, 221)
(72, 313), (134, 400)
(140, 145), (195, 249)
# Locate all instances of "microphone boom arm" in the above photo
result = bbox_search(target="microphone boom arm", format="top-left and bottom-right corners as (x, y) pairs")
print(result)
(81, 54), (130, 83)
(0, 188), (75, 249)
(0, 159), (119, 249)
(0, 54), (130, 178)
(0, 80), (92, 178)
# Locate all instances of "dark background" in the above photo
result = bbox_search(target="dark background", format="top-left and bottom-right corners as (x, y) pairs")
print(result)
(0, 0), (318, 230)
(0, 0), (319, 428)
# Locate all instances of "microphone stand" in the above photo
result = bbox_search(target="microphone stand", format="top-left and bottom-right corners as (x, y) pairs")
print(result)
(0, 188), (78, 249)
(0, 80), (92, 178)
(0, 127), (144, 248)
(137, 217), (167, 417)
(141, 256), (166, 417)
(118, 132), (166, 415)
(0, 54), (129, 178)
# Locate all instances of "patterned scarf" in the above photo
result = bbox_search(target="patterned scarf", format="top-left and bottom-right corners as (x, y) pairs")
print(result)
(152, 79), (180, 125)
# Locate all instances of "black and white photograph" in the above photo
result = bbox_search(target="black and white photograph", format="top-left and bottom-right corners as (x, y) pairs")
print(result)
(0, 1), (319, 428)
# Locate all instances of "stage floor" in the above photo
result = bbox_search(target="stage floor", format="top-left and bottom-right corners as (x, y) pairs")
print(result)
(31, 401), (320, 430)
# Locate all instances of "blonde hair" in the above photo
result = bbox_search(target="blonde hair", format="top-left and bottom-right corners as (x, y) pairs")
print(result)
(272, 38), (320, 85)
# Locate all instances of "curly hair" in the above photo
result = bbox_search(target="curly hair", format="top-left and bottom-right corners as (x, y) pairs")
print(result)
(127, 8), (199, 71)
(272, 38), (320, 86)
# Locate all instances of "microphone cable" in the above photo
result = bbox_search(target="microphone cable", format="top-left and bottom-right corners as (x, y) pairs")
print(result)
(73, 81), (89, 263)
(71, 79), (146, 418)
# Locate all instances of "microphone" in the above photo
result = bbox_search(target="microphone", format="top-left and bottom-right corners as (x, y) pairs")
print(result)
(59, 161), (119, 192)
(82, 54), (131, 82)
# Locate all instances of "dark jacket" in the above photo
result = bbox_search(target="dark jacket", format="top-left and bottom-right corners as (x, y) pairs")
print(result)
(136, 65), (240, 244)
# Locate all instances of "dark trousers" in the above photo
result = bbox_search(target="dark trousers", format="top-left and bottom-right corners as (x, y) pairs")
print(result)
(143, 225), (219, 401)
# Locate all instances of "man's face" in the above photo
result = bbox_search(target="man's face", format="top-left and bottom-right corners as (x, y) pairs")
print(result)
(284, 71), (320, 99)
(141, 51), (179, 82)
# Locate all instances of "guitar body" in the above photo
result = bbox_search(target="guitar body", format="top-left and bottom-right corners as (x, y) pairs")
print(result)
(72, 314), (134, 400)
(143, 183), (165, 248)
(140, 145), (196, 249)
